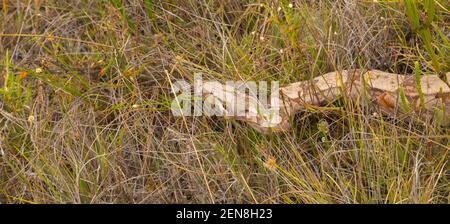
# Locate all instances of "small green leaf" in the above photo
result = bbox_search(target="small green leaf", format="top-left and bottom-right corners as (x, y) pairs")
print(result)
(414, 61), (425, 110)
(398, 87), (411, 113)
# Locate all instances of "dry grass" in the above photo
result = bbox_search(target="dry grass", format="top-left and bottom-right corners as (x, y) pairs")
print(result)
(0, 0), (448, 203)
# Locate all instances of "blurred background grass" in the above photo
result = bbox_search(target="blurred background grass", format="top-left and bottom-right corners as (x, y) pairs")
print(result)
(0, 0), (448, 203)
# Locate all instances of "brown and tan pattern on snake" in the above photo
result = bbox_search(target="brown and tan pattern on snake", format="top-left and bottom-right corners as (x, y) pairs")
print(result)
(201, 70), (450, 134)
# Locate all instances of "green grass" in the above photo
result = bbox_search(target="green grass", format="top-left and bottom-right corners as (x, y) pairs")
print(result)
(0, 0), (448, 204)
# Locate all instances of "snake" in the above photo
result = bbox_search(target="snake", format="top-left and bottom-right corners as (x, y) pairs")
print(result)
(201, 69), (450, 134)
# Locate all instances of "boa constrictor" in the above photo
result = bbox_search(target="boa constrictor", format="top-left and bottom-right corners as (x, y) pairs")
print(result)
(201, 70), (450, 134)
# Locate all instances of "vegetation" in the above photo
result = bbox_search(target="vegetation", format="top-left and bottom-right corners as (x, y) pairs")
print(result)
(0, 0), (448, 203)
